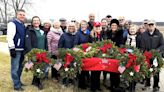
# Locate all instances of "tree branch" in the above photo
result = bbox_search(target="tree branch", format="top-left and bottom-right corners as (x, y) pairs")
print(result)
(0, 7), (5, 22)
(20, 0), (26, 9)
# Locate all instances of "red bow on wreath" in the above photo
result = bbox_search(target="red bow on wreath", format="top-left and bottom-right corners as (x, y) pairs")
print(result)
(99, 44), (112, 53)
(119, 48), (126, 54)
(36, 52), (50, 64)
(82, 44), (89, 52)
(64, 54), (74, 68)
(126, 54), (136, 68)
(143, 51), (152, 68)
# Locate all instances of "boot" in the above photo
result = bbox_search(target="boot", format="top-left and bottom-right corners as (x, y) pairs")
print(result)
(36, 77), (43, 90)
(31, 76), (38, 86)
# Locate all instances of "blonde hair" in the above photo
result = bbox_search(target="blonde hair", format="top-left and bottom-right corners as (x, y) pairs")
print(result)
(129, 24), (138, 31)
(67, 22), (77, 32)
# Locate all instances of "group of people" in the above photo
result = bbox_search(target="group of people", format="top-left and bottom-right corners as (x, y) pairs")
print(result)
(7, 9), (164, 92)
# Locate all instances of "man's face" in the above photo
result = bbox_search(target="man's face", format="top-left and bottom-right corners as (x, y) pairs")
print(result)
(101, 20), (108, 28)
(106, 17), (112, 24)
(44, 23), (51, 29)
(60, 21), (67, 27)
(17, 11), (26, 22)
(89, 14), (95, 22)
(119, 19), (125, 26)
(144, 23), (148, 28)
(148, 23), (155, 32)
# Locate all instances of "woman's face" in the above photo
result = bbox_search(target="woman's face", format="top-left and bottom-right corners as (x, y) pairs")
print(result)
(94, 26), (102, 33)
(101, 20), (108, 27)
(32, 17), (40, 28)
(139, 28), (145, 33)
(111, 23), (118, 32)
(44, 23), (51, 29)
(68, 24), (76, 33)
(129, 27), (137, 35)
(80, 22), (87, 31)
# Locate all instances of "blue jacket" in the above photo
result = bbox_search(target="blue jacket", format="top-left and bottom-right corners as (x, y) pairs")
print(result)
(13, 20), (25, 50)
(58, 32), (75, 49)
(74, 29), (92, 45)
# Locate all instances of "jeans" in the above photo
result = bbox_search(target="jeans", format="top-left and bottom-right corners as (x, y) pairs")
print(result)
(11, 51), (24, 89)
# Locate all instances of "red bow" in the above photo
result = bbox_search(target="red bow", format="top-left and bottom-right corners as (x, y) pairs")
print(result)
(64, 54), (74, 68)
(82, 44), (89, 52)
(99, 44), (112, 53)
(126, 54), (136, 68)
(133, 65), (140, 72)
(143, 51), (152, 68)
(36, 52), (50, 64)
(119, 48), (126, 54)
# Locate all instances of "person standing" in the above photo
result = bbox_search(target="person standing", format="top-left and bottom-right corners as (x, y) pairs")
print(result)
(25, 16), (47, 90)
(42, 19), (51, 35)
(47, 22), (63, 80)
(90, 21), (102, 92)
(74, 20), (92, 90)
(58, 22), (76, 49)
(59, 18), (67, 33)
(140, 20), (164, 92)
(7, 9), (26, 91)
(107, 19), (124, 91)
(88, 13), (95, 31)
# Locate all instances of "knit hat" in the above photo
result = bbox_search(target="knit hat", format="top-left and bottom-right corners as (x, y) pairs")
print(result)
(94, 22), (101, 27)
(110, 19), (119, 26)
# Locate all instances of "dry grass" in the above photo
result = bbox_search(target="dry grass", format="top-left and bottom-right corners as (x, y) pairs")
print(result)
(0, 52), (92, 92)
(0, 35), (7, 42)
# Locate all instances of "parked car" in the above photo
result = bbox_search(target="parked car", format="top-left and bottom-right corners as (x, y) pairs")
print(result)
(0, 23), (7, 35)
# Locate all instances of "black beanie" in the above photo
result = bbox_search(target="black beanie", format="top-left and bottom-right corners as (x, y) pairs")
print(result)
(110, 19), (119, 26)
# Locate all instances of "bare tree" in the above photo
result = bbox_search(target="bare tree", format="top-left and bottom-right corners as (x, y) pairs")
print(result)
(0, 0), (32, 24)
(8, 0), (32, 16)
(0, 0), (9, 24)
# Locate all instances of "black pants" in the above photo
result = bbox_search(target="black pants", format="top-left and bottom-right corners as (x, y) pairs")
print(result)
(78, 71), (90, 89)
(51, 55), (59, 79)
(145, 72), (159, 88)
(91, 71), (101, 91)
(110, 72), (120, 88)
(32, 76), (42, 85)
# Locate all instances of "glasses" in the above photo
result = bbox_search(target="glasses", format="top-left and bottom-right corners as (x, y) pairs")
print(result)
(71, 20), (76, 22)
(148, 24), (154, 26)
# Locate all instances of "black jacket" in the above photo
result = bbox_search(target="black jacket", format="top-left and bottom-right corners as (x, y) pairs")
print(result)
(24, 26), (47, 54)
(107, 30), (125, 47)
(140, 28), (164, 52)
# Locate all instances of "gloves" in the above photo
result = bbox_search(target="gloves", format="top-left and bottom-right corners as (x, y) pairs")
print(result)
(10, 49), (16, 58)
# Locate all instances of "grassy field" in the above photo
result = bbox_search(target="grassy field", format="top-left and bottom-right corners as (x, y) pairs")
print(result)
(0, 52), (85, 92)
(0, 35), (7, 42)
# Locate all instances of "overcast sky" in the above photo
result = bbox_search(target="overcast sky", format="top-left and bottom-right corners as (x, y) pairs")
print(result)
(26, 0), (164, 22)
